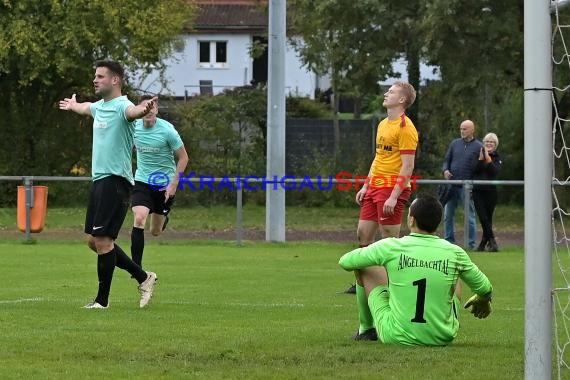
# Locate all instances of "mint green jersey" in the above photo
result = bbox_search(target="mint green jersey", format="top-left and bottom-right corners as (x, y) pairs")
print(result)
(89, 96), (135, 184)
(133, 118), (184, 187)
(339, 233), (493, 346)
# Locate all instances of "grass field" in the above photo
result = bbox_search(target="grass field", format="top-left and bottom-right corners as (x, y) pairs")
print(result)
(0, 204), (525, 234)
(0, 240), (528, 379)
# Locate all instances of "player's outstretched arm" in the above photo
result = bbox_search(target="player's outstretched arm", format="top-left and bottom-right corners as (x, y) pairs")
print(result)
(59, 94), (92, 116)
(464, 293), (492, 319)
(126, 96), (158, 121)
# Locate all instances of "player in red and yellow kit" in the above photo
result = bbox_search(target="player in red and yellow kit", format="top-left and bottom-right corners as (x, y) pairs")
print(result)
(356, 81), (418, 241)
(345, 81), (418, 301)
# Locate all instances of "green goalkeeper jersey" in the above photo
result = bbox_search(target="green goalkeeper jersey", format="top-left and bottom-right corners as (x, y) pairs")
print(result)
(339, 233), (493, 346)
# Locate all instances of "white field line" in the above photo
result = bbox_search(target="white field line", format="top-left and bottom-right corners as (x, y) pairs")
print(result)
(0, 297), (523, 312)
(0, 297), (44, 304)
(0, 297), (327, 309)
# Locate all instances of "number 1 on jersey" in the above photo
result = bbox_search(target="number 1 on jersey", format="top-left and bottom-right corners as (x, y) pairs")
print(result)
(411, 278), (427, 323)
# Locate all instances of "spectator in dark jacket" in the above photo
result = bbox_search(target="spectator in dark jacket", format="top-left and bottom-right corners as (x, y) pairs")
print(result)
(473, 133), (502, 252)
(442, 120), (483, 249)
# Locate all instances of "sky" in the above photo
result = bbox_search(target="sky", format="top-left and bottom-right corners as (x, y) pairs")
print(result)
(379, 58), (441, 85)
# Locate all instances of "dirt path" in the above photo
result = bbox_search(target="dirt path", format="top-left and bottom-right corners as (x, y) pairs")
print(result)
(5, 228), (524, 248)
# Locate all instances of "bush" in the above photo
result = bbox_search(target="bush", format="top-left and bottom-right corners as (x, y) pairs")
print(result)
(172, 87), (266, 206)
(286, 96), (330, 118)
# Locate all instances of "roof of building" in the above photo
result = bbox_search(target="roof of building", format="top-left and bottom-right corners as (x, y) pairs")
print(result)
(191, 1), (267, 32)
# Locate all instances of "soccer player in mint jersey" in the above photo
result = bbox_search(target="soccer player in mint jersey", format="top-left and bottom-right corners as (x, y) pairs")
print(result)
(339, 194), (493, 345)
(130, 95), (188, 268)
(59, 60), (158, 309)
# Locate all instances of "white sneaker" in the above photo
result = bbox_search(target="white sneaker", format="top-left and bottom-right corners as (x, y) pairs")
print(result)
(84, 301), (108, 309)
(139, 271), (157, 308)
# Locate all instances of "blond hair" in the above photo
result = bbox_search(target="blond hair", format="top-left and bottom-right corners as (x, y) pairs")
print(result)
(483, 132), (499, 148)
(394, 81), (417, 109)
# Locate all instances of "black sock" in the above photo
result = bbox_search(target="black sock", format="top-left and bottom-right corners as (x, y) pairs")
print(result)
(115, 243), (148, 284)
(131, 227), (145, 268)
(94, 248), (117, 307)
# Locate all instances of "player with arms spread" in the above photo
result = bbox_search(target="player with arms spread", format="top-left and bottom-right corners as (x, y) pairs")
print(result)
(59, 60), (158, 309)
(339, 194), (493, 345)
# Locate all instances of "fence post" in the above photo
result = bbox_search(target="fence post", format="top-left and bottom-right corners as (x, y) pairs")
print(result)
(463, 182), (473, 249)
(236, 187), (243, 246)
(24, 176), (34, 242)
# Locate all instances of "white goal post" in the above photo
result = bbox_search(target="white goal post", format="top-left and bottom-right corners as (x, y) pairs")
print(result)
(524, 1), (552, 379)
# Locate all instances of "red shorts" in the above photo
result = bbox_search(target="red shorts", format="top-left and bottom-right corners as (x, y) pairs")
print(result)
(359, 187), (411, 225)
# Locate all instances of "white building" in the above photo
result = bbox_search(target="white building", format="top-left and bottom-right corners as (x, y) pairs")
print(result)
(135, 0), (322, 99)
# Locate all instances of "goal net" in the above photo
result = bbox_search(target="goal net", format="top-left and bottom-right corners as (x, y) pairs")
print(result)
(551, 1), (570, 378)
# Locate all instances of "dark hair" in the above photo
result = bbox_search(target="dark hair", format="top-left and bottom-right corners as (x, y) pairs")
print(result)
(409, 193), (443, 233)
(94, 60), (125, 80)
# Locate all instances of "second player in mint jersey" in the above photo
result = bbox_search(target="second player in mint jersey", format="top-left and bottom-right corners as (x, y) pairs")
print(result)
(131, 95), (189, 269)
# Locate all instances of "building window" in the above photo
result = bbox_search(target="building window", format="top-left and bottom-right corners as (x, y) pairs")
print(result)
(199, 42), (210, 63)
(198, 41), (227, 68)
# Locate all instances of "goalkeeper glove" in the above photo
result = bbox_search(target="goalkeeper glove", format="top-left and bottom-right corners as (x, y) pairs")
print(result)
(463, 294), (492, 319)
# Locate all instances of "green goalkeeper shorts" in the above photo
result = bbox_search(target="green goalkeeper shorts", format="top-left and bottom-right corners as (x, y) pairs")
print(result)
(368, 286), (461, 345)
(367, 285), (391, 340)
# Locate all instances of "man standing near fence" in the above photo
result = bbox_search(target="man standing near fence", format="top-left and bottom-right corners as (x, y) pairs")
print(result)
(130, 95), (188, 269)
(59, 60), (158, 309)
(441, 119), (482, 250)
(345, 81), (418, 302)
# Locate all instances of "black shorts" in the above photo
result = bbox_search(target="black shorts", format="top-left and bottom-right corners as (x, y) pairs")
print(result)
(85, 175), (133, 239)
(131, 181), (175, 216)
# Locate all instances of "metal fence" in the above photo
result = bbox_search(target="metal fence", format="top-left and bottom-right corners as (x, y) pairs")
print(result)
(1, 175), (527, 247)
(285, 119), (376, 174)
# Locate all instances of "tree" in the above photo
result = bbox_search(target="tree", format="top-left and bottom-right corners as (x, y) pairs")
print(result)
(408, 0), (524, 183)
(288, 0), (398, 164)
(0, 1), (194, 171)
(0, 0), (195, 204)
(421, 0), (523, 125)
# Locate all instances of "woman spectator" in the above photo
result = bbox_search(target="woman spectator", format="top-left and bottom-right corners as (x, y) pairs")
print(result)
(473, 133), (503, 252)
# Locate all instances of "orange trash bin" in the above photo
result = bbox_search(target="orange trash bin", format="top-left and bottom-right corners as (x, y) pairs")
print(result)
(17, 186), (48, 233)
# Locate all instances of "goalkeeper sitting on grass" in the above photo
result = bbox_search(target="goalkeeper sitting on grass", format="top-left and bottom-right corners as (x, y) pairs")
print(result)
(339, 193), (493, 346)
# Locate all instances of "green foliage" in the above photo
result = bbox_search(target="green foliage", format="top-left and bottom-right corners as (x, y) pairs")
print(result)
(413, 82), (525, 207)
(286, 96), (330, 118)
(285, 148), (370, 207)
(493, 90), (523, 183)
(0, 0), (196, 205)
(420, 0), (523, 138)
(173, 87), (267, 206)
(248, 38), (267, 60)
(422, 0), (522, 88)
(288, 0), (527, 187)
(288, 0), (397, 97)
(171, 87), (340, 206)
